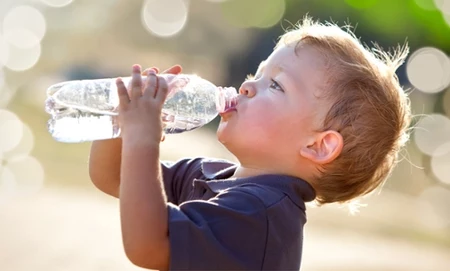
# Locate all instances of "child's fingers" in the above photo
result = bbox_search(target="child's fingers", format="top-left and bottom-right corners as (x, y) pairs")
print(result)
(144, 71), (159, 99)
(162, 65), (182, 75)
(130, 65), (143, 100)
(155, 75), (169, 105)
(142, 67), (160, 76)
(116, 78), (129, 108)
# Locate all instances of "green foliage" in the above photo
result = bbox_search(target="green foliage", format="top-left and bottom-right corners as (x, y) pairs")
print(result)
(282, 0), (450, 51)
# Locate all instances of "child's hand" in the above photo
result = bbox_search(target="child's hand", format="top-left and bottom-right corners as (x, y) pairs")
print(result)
(142, 64), (182, 76)
(140, 65), (182, 142)
(116, 64), (169, 146)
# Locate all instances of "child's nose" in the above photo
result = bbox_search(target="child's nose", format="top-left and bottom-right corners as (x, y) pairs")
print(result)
(239, 81), (256, 98)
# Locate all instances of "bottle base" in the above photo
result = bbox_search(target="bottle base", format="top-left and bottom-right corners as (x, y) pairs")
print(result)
(48, 109), (120, 143)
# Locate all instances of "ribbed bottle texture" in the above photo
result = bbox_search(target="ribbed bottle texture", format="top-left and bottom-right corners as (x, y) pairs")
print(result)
(45, 74), (237, 143)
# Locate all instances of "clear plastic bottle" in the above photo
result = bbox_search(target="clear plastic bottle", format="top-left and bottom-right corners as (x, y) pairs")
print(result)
(45, 74), (237, 143)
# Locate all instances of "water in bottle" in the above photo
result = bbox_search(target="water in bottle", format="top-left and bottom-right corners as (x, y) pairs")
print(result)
(45, 74), (238, 143)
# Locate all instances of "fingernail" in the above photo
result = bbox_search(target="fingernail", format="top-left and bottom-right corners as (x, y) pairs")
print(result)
(132, 64), (141, 73)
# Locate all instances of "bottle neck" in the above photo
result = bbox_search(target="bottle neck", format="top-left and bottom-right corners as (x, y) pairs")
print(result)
(216, 87), (238, 113)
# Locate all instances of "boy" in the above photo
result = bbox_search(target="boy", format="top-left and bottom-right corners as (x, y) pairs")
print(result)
(89, 17), (411, 270)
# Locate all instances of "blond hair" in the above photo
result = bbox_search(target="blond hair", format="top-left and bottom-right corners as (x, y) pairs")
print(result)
(276, 16), (411, 205)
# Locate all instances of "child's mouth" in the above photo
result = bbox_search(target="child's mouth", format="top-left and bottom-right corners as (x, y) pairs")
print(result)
(219, 107), (236, 117)
(219, 97), (238, 116)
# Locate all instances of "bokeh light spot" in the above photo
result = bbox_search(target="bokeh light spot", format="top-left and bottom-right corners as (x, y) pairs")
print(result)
(417, 200), (447, 230)
(415, 0), (438, 10)
(5, 155), (45, 197)
(0, 86), (16, 108)
(434, 0), (450, 15)
(2, 5), (46, 43)
(0, 68), (4, 90)
(444, 13), (450, 27)
(0, 165), (16, 203)
(3, 123), (35, 160)
(3, 28), (40, 49)
(256, 0), (285, 28)
(40, 0), (74, 8)
(406, 47), (450, 93)
(141, 0), (188, 37)
(0, 34), (10, 68)
(419, 185), (450, 229)
(0, 110), (23, 153)
(221, 0), (285, 28)
(413, 114), (450, 156)
(430, 142), (450, 185)
(442, 88), (450, 116)
(3, 42), (41, 71)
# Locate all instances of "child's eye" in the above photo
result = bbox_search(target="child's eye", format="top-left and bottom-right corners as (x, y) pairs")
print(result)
(269, 79), (284, 92)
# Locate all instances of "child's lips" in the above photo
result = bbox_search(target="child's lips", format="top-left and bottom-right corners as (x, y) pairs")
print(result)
(219, 106), (237, 117)
(219, 95), (239, 117)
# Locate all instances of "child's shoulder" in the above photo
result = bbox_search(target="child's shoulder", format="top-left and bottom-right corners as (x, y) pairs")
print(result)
(161, 157), (236, 185)
(208, 174), (316, 210)
(163, 157), (315, 209)
(188, 157), (316, 209)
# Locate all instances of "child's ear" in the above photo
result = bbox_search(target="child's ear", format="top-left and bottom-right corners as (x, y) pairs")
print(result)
(300, 131), (343, 164)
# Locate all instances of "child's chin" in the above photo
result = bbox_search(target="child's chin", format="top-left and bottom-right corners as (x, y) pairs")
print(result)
(216, 122), (232, 144)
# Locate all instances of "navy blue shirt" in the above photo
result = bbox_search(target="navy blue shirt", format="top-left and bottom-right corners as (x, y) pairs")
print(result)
(162, 157), (316, 270)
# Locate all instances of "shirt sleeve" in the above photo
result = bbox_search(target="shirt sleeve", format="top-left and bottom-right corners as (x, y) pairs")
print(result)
(161, 158), (205, 204)
(167, 186), (268, 270)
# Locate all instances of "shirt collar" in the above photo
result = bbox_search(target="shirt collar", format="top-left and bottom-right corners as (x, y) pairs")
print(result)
(198, 159), (316, 204)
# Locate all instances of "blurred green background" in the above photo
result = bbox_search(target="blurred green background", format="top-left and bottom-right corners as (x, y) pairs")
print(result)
(1, 0), (450, 270)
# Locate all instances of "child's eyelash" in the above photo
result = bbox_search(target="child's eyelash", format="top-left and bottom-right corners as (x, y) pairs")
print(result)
(246, 74), (255, 80)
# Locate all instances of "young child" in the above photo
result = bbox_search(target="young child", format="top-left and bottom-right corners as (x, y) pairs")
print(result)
(89, 17), (411, 270)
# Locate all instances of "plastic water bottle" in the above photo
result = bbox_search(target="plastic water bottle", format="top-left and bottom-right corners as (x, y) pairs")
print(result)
(45, 74), (237, 143)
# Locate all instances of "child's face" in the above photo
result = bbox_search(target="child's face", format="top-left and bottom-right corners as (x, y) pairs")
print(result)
(217, 43), (331, 175)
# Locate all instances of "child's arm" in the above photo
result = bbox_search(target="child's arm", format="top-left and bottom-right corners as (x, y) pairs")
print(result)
(116, 65), (170, 270)
(89, 138), (122, 197)
(88, 65), (182, 198)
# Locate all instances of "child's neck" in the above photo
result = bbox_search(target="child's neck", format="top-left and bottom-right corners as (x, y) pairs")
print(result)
(231, 165), (276, 179)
